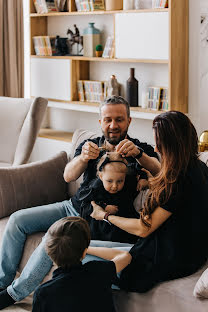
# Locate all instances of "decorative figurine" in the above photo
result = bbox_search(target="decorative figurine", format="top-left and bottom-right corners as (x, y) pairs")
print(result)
(107, 75), (120, 97)
(67, 25), (83, 55)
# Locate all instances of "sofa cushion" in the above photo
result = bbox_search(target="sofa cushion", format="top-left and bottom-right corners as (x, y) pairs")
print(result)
(114, 265), (208, 312)
(193, 267), (208, 299)
(0, 97), (31, 164)
(0, 151), (68, 219)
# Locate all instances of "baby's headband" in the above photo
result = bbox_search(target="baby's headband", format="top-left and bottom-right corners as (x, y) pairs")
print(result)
(98, 156), (128, 172)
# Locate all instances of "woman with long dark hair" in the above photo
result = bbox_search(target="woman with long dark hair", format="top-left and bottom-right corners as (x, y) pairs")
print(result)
(87, 111), (208, 292)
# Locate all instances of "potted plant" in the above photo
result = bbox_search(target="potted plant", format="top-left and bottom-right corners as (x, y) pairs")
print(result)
(95, 44), (103, 57)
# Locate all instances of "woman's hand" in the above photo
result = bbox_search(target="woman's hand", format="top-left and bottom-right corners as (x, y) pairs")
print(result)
(141, 168), (153, 179)
(90, 201), (106, 220)
(105, 205), (118, 214)
(137, 178), (149, 191)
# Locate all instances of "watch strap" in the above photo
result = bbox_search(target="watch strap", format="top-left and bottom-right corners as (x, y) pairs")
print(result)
(135, 146), (144, 160)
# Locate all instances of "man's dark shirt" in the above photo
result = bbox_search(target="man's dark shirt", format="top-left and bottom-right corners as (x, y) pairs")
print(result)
(32, 261), (116, 312)
(71, 135), (158, 213)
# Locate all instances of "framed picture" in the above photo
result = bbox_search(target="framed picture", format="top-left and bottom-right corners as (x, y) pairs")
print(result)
(89, 0), (105, 11)
(102, 36), (114, 58)
(152, 0), (168, 9)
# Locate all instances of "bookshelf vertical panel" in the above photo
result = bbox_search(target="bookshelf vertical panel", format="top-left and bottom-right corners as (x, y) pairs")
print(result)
(169, 0), (189, 113)
(71, 60), (89, 101)
(30, 0), (36, 13)
(30, 17), (47, 55)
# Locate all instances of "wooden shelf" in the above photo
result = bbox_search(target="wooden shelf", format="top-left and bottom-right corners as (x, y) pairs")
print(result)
(39, 128), (73, 142)
(30, 8), (168, 17)
(30, 55), (168, 64)
(47, 100), (161, 120)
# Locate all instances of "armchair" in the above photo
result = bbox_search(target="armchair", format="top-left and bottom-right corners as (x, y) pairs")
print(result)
(0, 96), (47, 166)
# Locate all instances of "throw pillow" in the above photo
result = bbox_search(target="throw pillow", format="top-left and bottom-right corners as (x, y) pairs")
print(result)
(0, 151), (69, 219)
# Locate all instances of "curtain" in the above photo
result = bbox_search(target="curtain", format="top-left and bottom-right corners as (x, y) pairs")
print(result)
(0, 0), (24, 97)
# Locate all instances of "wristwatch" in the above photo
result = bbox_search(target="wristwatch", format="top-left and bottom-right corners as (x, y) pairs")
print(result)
(103, 212), (111, 225)
(135, 146), (144, 160)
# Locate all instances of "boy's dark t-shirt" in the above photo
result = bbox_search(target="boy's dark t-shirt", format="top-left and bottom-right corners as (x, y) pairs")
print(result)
(119, 160), (208, 293)
(32, 261), (116, 312)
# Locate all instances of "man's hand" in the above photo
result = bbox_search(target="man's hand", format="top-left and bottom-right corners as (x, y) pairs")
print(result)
(81, 141), (100, 162)
(105, 205), (118, 214)
(90, 201), (106, 220)
(115, 139), (140, 158)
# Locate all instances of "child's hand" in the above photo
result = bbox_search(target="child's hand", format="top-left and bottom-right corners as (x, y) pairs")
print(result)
(105, 205), (118, 215)
(137, 178), (149, 191)
(90, 201), (105, 220)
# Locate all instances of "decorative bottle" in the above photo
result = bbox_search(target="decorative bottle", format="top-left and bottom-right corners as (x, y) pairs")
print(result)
(126, 68), (139, 107)
(83, 22), (101, 57)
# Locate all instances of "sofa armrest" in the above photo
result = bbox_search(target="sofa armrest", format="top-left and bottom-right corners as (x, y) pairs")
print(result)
(0, 151), (69, 219)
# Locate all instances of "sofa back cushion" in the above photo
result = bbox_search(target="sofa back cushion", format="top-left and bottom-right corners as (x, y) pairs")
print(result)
(0, 97), (31, 164)
(0, 151), (68, 218)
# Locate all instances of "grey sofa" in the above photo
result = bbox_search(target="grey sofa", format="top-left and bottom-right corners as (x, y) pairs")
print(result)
(0, 129), (208, 312)
(0, 96), (48, 167)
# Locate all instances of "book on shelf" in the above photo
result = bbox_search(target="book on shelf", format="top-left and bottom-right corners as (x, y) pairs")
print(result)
(89, 0), (105, 11)
(79, 0), (91, 11)
(33, 36), (56, 56)
(102, 36), (114, 58)
(152, 0), (168, 8)
(74, 0), (81, 11)
(75, 0), (105, 11)
(148, 86), (169, 110)
(77, 80), (85, 101)
(33, 0), (59, 13)
(77, 80), (108, 103)
(33, 0), (48, 14)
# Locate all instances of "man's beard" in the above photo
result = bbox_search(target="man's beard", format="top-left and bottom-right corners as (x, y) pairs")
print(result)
(103, 130), (128, 146)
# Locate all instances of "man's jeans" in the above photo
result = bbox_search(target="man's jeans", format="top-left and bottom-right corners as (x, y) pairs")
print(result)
(0, 200), (132, 301)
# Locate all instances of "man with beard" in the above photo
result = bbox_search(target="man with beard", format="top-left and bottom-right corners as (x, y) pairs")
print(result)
(0, 96), (160, 309)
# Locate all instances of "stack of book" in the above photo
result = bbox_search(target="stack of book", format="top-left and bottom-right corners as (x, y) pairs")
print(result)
(33, 0), (64, 14)
(75, 0), (105, 12)
(148, 86), (169, 110)
(159, 87), (169, 110)
(77, 80), (108, 103)
(152, 0), (168, 8)
(33, 36), (56, 56)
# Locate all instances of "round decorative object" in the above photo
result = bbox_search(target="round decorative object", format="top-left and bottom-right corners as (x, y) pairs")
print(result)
(199, 130), (208, 152)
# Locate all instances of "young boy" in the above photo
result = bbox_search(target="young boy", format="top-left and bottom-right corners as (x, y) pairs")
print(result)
(32, 217), (132, 312)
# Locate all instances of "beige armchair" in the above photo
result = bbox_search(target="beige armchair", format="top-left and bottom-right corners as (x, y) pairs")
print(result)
(0, 96), (48, 166)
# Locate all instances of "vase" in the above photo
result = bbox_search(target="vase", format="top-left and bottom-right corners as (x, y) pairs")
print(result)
(126, 68), (139, 107)
(105, 0), (123, 11)
(123, 0), (134, 10)
(83, 23), (101, 57)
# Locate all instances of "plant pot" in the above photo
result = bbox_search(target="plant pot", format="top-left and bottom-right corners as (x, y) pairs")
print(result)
(105, 0), (123, 11)
(95, 50), (103, 57)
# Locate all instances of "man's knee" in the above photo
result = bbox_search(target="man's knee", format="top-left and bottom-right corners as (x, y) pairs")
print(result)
(7, 210), (28, 232)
